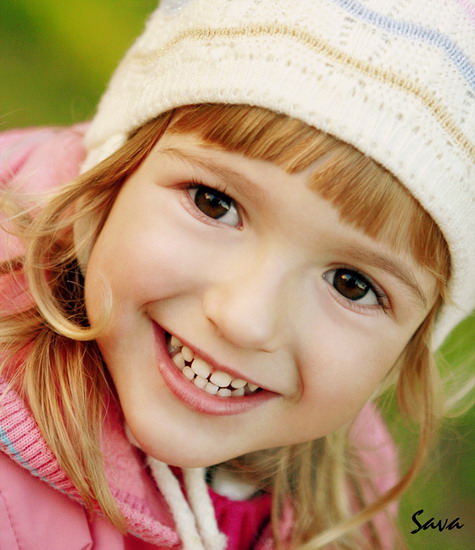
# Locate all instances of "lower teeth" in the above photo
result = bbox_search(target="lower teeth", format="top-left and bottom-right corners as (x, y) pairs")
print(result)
(194, 375), (208, 389)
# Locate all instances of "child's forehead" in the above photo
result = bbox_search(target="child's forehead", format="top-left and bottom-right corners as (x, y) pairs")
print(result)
(164, 125), (403, 231)
(167, 105), (342, 174)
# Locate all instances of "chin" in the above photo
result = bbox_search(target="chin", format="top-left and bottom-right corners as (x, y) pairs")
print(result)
(126, 426), (231, 468)
(144, 444), (232, 469)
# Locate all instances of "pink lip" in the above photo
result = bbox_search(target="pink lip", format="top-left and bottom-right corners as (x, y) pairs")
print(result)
(153, 323), (277, 416)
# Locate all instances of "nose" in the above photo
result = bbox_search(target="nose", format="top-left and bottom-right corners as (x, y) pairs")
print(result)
(203, 253), (291, 352)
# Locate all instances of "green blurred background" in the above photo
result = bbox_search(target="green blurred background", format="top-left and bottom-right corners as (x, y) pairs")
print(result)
(1, 1), (474, 548)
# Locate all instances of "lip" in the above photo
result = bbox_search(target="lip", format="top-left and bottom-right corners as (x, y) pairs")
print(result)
(153, 323), (277, 416)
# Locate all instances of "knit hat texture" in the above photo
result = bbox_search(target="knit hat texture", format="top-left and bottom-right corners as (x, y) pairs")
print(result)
(82, 0), (475, 346)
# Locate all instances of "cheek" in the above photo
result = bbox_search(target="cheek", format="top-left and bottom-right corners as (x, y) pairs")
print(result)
(85, 215), (203, 314)
(297, 326), (407, 432)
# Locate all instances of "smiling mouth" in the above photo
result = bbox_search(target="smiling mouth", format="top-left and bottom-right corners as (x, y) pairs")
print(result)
(166, 334), (262, 398)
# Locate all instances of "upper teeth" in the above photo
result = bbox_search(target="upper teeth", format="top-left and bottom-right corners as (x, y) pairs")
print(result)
(168, 335), (260, 397)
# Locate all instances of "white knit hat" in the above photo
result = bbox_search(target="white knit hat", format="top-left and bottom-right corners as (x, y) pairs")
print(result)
(82, 0), (475, 347)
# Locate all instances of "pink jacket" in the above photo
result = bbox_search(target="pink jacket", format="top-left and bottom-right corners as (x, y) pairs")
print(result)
(0, 126), (398, 549)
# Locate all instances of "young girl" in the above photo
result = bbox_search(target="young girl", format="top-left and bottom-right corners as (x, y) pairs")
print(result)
(1, 0), (473, 549)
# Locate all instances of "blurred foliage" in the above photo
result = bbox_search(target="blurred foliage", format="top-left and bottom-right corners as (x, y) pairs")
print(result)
(1, 0), (157, 128)
(1, 1), (474, 548)
(396, 316), (475, 550)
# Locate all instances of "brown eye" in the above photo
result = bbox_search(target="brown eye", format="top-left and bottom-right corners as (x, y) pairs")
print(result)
(190, 186), (240, 226)
(333, 269), (370, 301)
(323, 268), (385, 308)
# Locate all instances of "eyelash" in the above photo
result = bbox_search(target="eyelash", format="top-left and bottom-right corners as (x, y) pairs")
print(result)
(323, 267), (390, 314)
(181, 180), (242, 228)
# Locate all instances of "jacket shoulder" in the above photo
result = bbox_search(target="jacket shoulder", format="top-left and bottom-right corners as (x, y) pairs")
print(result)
(0, 451), (95, 550)
(0, 453), (166, 550)
(0, 124), (88, 192)
(0, 124), (88, 263)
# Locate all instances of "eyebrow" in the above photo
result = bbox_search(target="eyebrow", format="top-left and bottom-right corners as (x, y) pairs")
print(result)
(335, 244), (429, 309)
(157, 147), (267, 204)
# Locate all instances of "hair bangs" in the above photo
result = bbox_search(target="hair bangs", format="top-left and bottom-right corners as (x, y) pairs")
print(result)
(169, 104), (450, 290)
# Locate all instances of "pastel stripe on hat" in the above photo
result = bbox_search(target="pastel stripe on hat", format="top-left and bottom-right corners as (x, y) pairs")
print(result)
(120, 22), (475, 161)
(330, 0), (475, 90)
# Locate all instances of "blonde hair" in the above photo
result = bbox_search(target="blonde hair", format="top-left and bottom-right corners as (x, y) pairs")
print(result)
(0, 104), (452, 548)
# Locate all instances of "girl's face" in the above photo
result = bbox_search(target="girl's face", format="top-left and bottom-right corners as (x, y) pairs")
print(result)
(85, 132), (436, 467)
